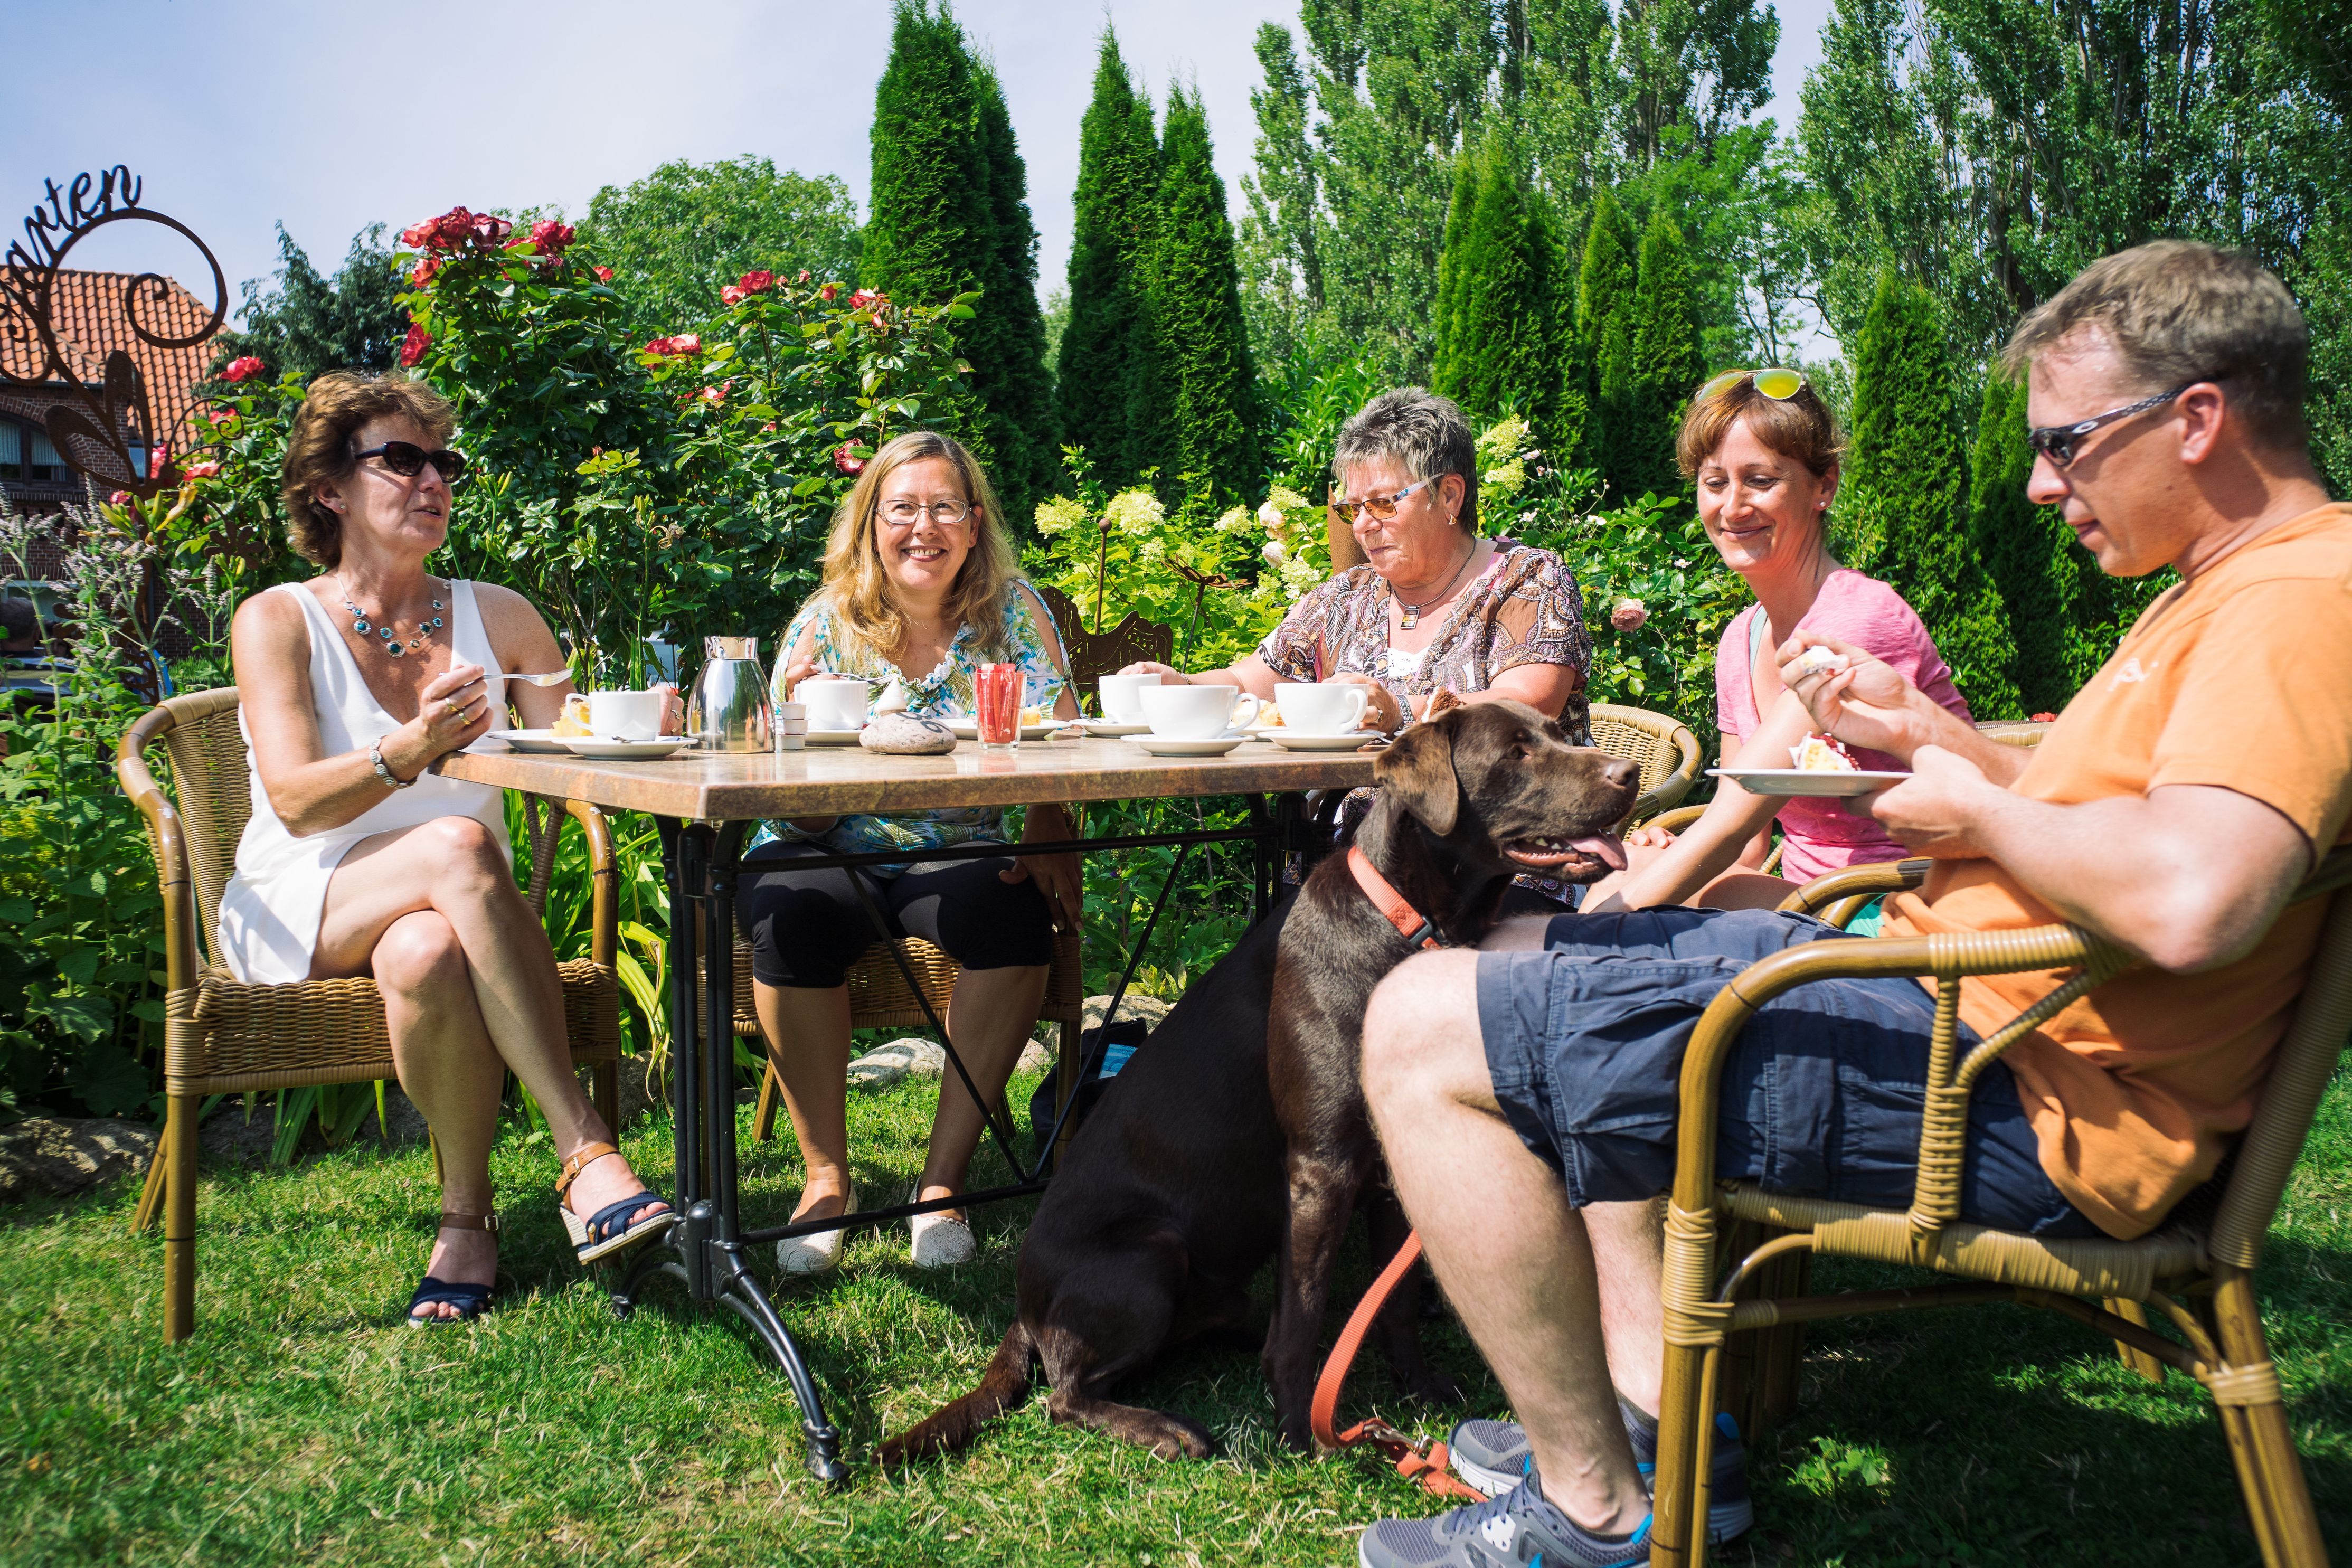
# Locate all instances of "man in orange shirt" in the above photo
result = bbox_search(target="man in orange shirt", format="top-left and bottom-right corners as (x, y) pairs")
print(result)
(1347, 243), (2349, 1568)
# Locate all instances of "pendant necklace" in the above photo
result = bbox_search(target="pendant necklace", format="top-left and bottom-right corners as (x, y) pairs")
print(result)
(1396, 539), (1481, 631)
(337, 575), (445, 659)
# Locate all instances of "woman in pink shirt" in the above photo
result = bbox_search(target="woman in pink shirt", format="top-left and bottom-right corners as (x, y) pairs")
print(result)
(1587, 369), (1971, 913)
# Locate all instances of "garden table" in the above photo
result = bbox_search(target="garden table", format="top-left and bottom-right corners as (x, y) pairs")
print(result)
(436, 735), (1376, 1480)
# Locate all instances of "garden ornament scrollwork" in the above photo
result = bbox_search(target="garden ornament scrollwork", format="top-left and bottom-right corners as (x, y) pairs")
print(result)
(0, 166), (229, 497)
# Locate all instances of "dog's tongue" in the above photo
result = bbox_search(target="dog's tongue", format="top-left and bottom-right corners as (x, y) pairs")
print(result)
(1504, 833), (1628, 872)
(1570, 834), (1628, 871)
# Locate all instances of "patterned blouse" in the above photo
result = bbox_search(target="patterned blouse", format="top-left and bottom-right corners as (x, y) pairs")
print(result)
(754, 582), (1072, 870)
(1256, 540), (1593, 741)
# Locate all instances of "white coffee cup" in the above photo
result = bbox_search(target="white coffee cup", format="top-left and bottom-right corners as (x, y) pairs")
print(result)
(1275, 682), (1371, 736)
(1137, 681), (1262, 740)
(1097, 670), (1163, 721)
(800, 676), (871, 732)
(588, 688), (667, 741)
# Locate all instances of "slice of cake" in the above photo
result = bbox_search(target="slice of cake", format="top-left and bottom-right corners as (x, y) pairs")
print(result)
(1791, 733), (1858, 772)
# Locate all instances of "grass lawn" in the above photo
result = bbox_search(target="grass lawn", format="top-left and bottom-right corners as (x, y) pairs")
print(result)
(4, 1060), (2350, 1566)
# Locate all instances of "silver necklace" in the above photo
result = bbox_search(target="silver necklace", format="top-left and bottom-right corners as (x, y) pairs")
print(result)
(337, 575), (445, 659)
(1396, 539), (1481, 631)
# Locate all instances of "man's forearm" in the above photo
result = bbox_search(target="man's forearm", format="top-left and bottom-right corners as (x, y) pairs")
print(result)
(1891, 689), (2032, 786)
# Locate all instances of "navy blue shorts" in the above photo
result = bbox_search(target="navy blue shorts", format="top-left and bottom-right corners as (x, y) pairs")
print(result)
(1475, 906), (2103, 1238)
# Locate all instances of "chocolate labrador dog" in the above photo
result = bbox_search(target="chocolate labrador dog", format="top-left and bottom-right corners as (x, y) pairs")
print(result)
(880, 702), (1636, 1465)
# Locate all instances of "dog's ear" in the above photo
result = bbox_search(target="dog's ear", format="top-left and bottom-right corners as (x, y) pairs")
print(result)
(1375, 715), (1459, 836)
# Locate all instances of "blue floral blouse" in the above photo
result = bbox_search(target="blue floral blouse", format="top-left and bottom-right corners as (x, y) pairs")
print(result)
(754, 582), (1072, 871)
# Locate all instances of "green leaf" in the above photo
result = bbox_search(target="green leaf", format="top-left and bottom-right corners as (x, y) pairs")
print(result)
(0, 898), (36, 922)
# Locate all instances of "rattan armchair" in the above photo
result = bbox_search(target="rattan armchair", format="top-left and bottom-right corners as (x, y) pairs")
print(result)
(116, 687), (624, 1343)
(1645, 847), (2352, 1567)
(1589, 703), (1702, 827)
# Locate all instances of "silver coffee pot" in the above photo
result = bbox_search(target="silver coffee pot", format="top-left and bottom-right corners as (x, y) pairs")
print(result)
(687, 636), (774, 752)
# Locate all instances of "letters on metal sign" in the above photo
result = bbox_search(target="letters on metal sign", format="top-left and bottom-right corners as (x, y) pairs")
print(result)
(0, 166), (229, 497)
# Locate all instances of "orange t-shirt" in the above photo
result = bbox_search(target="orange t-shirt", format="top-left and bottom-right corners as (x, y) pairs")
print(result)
(1879, 503), (2352, 1239)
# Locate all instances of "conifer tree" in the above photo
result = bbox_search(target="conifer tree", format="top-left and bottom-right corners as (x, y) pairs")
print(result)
(1846, 271), (2022, 717)
(1149, 86), (1259, 508)
(1626, 210), (1706, 499)
(972, 62), (1058, 522)
(1542, 197), (1588, 466)
(1058, 29), (1166, 492)
(1432, 139), (1558, 429)
(1969, 370), (2078, 713)
(1431, 153), (1480, 395)
(1574, 191), (1640, 494)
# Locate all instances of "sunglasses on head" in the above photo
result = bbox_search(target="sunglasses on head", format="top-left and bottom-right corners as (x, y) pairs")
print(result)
(353, 440), (469, 485)
(2024, 384), (2195, 467)
(1696, 367), (1808, 403)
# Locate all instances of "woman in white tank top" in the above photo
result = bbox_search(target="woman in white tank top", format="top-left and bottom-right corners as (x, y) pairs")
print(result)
(226, 372), (672, 1324)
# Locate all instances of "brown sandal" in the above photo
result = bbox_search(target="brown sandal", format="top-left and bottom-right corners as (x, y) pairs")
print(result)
(556, 1142), (676, 1265)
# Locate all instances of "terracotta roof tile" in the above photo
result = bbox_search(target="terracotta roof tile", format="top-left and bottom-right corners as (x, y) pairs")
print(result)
(0, 268), (222, 451)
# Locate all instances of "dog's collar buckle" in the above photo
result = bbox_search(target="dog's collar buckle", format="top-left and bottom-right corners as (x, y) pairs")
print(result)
(1347, 845), (1445, 951)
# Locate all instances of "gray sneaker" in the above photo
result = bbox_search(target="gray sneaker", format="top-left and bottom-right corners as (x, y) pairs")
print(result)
(1447, 1402), (1754, 1543)
(1356, 1454), (1651, 1568)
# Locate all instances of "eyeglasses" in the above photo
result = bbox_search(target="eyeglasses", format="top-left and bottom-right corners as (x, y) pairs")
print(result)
(880, 499), (974, 527)
(1332, 475), (1437, 526)
(1696, 367), (1808, 403)
(2025, 384), (2193, 467)
(352, 441), (469, 485)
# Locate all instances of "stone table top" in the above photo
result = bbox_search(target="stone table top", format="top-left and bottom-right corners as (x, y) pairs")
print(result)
(434, 733), (1382, 820)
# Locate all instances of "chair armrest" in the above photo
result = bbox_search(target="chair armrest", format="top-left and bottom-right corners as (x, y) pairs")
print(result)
(1626, 724), (1702, 824)
(565, 799), (618, 970)
(116, 705), (201, 994)
(1778, 857), (1931, 919)
(1640, 804), (1706, 836)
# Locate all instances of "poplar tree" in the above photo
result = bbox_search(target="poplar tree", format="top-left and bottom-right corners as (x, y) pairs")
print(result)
(1845, 271), (2022, 717)
(1058, 29), (1166, 491)
(1626, 210), (1707, 499)
(1574, 190), (1640, 493)
(1969, 370), (2077, 712)
(1432, 139), (1559, 430)
(1149, 86), (1260, 508)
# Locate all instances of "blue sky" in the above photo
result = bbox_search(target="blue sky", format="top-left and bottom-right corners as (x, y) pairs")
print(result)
(9, 0), (1833, 322)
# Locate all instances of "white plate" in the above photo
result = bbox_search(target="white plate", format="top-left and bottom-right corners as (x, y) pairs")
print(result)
(1709, 766), (1911, 798)
(562, 736), (692, 760)
(489, 728), (575, 754)
(944, 720), (1057, 741)
(1080, 719), (1153, 736)
(1125, 733), (1247, 757)
(805, 728), (866, 745)
(1267, 731), (1380, 752)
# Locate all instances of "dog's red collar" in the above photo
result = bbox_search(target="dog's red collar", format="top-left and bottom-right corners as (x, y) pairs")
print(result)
(1347, 844), (1444, 951)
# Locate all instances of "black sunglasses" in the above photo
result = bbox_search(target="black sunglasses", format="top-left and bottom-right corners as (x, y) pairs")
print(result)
(353, 440), (469, 485)
(2025, 384), (2192, 467)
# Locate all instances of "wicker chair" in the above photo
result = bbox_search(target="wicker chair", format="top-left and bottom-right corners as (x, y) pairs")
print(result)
(1645, 846), (2352, 1567)
(116, 687), (623, 1344)
(1585, 703), (1702, 828)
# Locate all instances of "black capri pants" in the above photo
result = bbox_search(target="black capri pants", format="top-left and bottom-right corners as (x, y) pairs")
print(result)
(736, 840), (1055, 990)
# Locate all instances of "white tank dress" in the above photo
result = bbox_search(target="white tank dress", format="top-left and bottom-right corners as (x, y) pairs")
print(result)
(215, 581), (512, 985)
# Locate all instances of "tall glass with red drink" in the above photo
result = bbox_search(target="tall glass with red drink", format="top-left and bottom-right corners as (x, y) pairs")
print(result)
(974, 662), (1023, 751)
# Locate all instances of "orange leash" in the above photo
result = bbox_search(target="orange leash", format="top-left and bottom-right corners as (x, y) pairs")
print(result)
(1310, 1228), (1489, 1504)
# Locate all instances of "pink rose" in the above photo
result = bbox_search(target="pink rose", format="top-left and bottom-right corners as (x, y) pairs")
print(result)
(400, 322), (431, 367)
(2031, 712), (2057, 723)
(834, 444), (865, 475)
(848, 288), (880, 309)
(720, 285), (747, 306)
(148, 446), (169, 478)
(207, 408), (235, 426)
(593, 265), (613, 282)
(736, 269), (774, 295)
(1610, 598), (1648, 632)
(108, 490), (130, 506)
(672, 333), (700, 354)
(699, 384), (725, 405)
(817, 282), (839, 302)
(221, 355), (265, 383)
(761, 420), (777, 432)
(182, 460), (220, 478)
(399, 219), (437, 249)
(796, 269), (810, 283)
(409, 256), (441, 288)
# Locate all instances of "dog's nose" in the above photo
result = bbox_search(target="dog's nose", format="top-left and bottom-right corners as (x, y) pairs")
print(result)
(1602, 757), (1640, 792)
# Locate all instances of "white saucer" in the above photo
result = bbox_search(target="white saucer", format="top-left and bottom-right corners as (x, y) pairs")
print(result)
(563, 736), (692, 760)
(1081, 719), (1152, 736)
(1126, 733), (1247, 757)
(805, 728), (865, 745)
(489, 728), (574, 754)
(946, 720), (1057, 741)
(1710, 766), (1910, 798)
(1267, 731), (1378, 752)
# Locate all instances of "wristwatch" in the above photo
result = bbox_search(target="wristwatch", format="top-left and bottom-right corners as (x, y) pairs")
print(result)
(370, 740), (416, 790)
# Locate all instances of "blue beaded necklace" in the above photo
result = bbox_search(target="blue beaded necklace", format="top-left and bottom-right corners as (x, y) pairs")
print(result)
(335, 574), (445, 659)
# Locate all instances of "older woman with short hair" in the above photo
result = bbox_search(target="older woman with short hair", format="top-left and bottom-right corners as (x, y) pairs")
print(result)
(1123, 386), (1591, 738)
(221, 371), (672, 1326)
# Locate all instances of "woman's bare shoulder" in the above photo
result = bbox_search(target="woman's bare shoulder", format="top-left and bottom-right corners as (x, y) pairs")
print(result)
(232, 582), (309, 638)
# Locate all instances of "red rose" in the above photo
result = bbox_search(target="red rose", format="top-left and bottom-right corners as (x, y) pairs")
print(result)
(470, 212), (512, 247)
(672, 332), (700, 354)
(796, 269), (810, 283)
(699, 384), (725, 405)
(528, 219), (573, 255)
(221, 355), (265, 383)
(761, 420), (777, 432)
(818, 282), (839, 302)
(429, 207), (476, 248)
(148, 445), (169, 478)
(848, 288), (878, 308)
(834, 444), (865, 475)
(207, 408), (235, 426)
(400, 219), (437, 249)
(400, 322), (431, 366)
(720, 285), (747, 306)
(182, 460), (220, 478)
(108, 490), (130, 506)
(593, 265), (613, 282)
(409, 256), (441, 288)
(737, 269), (774, 295)
(2031, 712), (2057, 723)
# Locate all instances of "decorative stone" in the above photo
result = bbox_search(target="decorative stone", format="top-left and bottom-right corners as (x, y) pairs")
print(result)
(847, 1036), (947, 1090)
(858, 712), (956, 755)
(1083, 992), (1174, 1034)
(0, 1116), (157, 1202)
(1015, 1038), (1055, 1074)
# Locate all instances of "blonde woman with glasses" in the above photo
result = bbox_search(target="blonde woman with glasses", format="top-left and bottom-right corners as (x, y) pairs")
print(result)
(744, 430), (1081, 1274)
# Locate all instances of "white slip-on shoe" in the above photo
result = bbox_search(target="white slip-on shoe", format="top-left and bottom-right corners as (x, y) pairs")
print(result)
(775, 1188), (855, 1276)
(909, 1210), (977, 1268)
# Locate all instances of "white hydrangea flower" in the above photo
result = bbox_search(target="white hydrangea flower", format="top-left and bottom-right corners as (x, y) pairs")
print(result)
(1265, 484), (1311, 515)
(1261, 539), (1288, 565)
(1033, 494), (1088, 536)
(1103, 487), (1165, 537)
(1475, 414), (1530, 468)
(1482, 457), (1527, 500)
(1215, 505), (1250, 533)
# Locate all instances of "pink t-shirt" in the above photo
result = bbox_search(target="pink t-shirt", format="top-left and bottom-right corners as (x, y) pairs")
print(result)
(1715, 569), (1972, 883)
